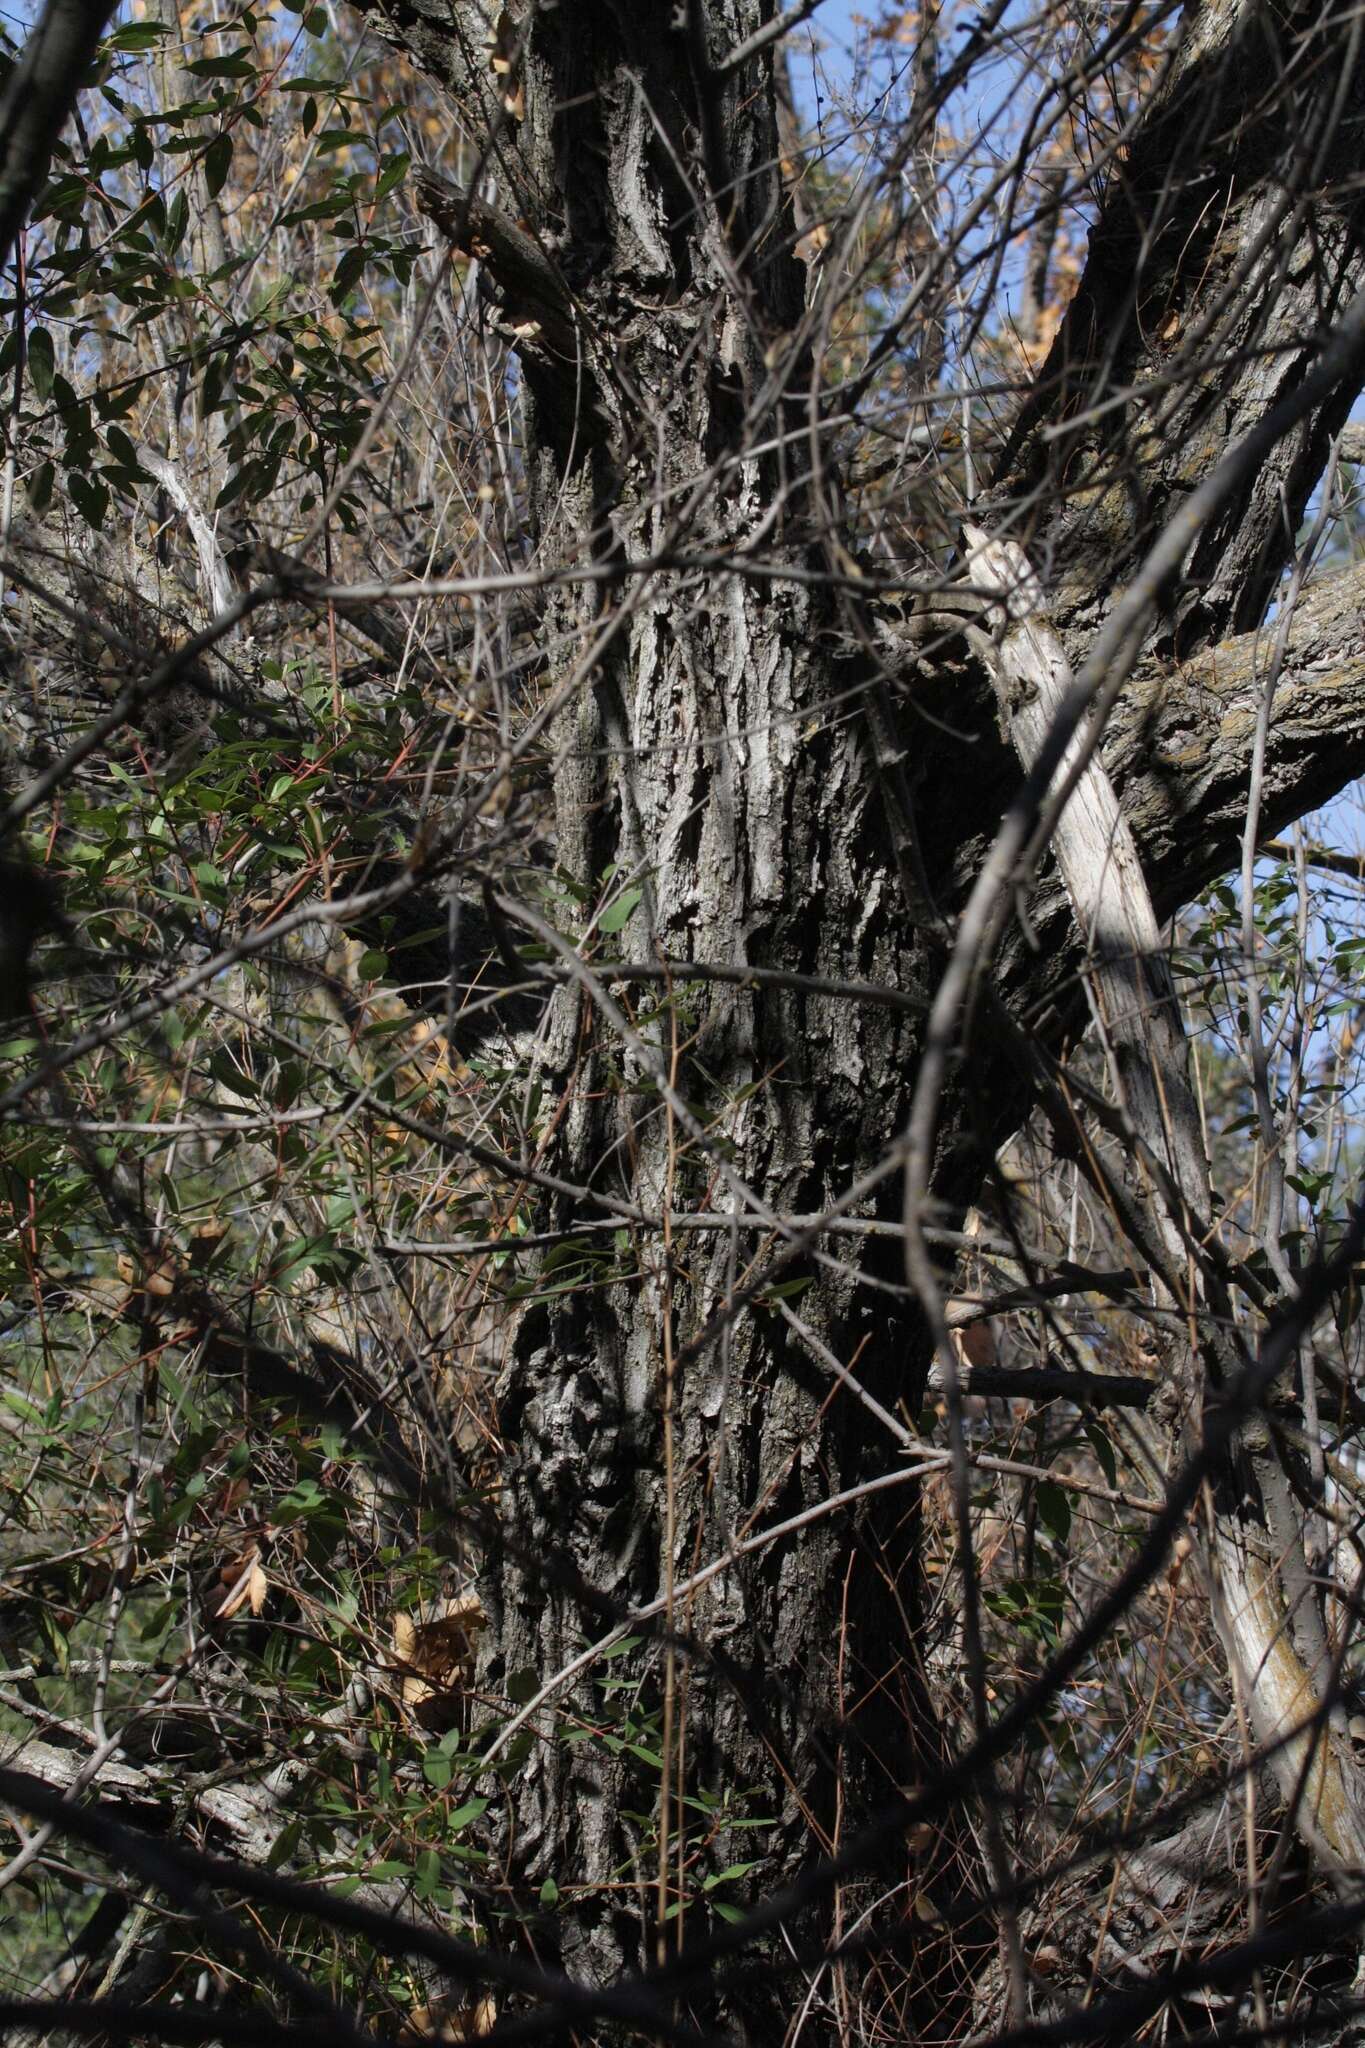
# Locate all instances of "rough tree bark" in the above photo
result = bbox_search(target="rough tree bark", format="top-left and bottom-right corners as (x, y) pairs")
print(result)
(352, 0), (1365, 2033)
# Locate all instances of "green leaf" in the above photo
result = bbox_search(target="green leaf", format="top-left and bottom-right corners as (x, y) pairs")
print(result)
(1035, 1481), (1071, 1545)
(109, 22), (174, 50)
(374, 152), (410, 202)
(423, 1752), (453, 1789)
(187, 53), (257, 77)
(27, 328), (54, 400)
(202, 353), (234, 418)
(599, 885), (642, 934)
(26, 461), (54, 513)
(138, 1598), (177, 1640)
(36, 1607), (69, 1675)
(539, 1878), (559, 1905)
(1085, 1421), (1117, 1489)
(204, 133), (234, 199)
(757, 1275), (812, 1307)
(214, 463), (253, 511)
(34, 176), (85, 223)
(105, 423), (143, 472)
(330, 243), (368, 299)
(165, 191), (190, 255)
(69, 472), (109, 532)
(446, 1797), (489, 1831)
(267, 1819), (302, 1869)
(276, 1476), (330, 1520)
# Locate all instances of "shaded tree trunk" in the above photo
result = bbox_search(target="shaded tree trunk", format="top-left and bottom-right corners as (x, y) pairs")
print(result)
(378, 6), (989, 2031)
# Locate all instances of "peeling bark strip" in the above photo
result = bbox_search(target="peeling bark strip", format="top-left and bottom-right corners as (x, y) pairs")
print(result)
(965, 524), (1207, 1208)
(969, 522), (1365, 1876)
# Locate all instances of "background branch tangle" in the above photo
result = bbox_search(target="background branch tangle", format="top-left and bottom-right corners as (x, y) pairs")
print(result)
(6, 1), (1365, 2044)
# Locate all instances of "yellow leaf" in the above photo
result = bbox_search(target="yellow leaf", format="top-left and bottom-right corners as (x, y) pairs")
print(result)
(216, 1550), (265, 1620)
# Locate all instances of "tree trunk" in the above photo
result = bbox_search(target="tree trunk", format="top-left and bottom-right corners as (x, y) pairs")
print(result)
(354, 0), (1365, 2032)
(369, 3), (990, 2031)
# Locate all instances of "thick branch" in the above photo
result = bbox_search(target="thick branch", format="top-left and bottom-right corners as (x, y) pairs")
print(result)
(1108, 558), (1365, 919)
(995, 0), (1365, 654)
(412, 167), (578, 360)
(0, 0), (118, 274)
(911, 557), (1365, 1011)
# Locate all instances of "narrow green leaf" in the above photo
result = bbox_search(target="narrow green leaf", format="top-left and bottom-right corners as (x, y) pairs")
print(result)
(374, 152), (410, 202)
(1035, 1481), (1072, 1545)
(1085, 1421), (1117, 1489)
(330, 244), (368, 298)
(187, 53), (257, 77)
(69, 472), (109, 532)
(27, 328), (54, 400)
(267, 1819), (302, 1869)
(26, 460), (54, 513)
(109, 23), (174, 50)
(205, 133), (233, 199)
(446, 1797), (489, 1831)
